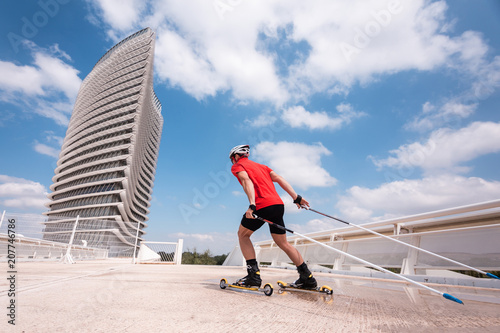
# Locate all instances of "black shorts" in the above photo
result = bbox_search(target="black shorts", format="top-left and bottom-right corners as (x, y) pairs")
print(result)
(241, 204), (286, 235)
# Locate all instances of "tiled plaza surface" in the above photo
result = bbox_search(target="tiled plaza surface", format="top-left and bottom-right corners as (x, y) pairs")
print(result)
(1, 260), (500, 332)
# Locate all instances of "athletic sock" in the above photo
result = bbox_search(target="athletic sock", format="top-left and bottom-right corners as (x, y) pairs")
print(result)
(246, 259), (258, 268)
(297, 262), (308, 272)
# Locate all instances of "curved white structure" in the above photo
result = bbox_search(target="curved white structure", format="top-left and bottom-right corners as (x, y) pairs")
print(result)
(224, 200), (500, 279)
(43, 28), (163, 255)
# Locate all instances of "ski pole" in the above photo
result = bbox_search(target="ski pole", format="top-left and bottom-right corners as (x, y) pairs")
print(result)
(253, 214), (464, 304)
(303, 206), (500, 280)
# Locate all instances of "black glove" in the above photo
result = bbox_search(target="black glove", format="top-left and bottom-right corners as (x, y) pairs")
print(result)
(293, 195), (302, 204)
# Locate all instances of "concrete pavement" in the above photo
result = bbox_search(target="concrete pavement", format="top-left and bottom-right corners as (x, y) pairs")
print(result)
(1, 260), (500, 332)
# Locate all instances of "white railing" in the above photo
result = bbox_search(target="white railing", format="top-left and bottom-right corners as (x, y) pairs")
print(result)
(223, 200), (500, 278)
(136, 240), (184, 264)
(0, 211), (164, 263)
(0, 233), (108, 262)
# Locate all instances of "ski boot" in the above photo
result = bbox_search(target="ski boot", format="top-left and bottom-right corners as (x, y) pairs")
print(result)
(235, 263), (262, 287)
(290, 262), (317, 289)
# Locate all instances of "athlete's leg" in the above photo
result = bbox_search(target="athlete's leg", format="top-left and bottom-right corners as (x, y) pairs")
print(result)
(264, 205), (304, 266)
(271, 233), (303, 266)
(236, 224), (262, 286)
(272, 231), (317, 288)
(238, 224), (256, 260)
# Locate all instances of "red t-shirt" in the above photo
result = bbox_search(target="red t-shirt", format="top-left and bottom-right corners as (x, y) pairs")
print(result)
(231, 157), (283, 210)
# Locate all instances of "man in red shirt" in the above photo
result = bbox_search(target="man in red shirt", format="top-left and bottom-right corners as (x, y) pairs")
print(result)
(229, 144), (317, 289)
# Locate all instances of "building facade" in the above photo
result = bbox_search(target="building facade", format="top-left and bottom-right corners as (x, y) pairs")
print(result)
(43, 28), (163, 256)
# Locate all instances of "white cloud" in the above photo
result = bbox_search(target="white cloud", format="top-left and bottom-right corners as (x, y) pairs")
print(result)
(43, 132), (64, 146)
(34, 52), (81, 101)
(169, 231), (236, 255)
(471, 56), (500, 100)
(405, 39), (500, 132)
(253, 141), (336, 190)
(174, 232), (214, 242)
(154, 23), (288, 104)
(372, 121), (500, 174)
(288, 218), (339, 234)
(1, 43), (81, 100)
(282, 103), (365, 130)
(245, 113), (278, 128)
(34, 141), (60, 158)
(406, 101), (477, 132)
(33, 129), (64, 160)
(86, 0), (497, 105)
(0, 60), (44, 96)
(0, 44), (81, 126)
(0, 175), (48, 212)
(35, 100), (76, 126)
(284, 0), (493, 99)
(154, 28), (228, 100)
(88, 0), (146, 32)
(336, 174), (500, 222)
(48, 44), (72, 62)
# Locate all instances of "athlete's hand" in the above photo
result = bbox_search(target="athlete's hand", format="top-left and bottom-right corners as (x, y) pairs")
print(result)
(295, 196), (310, 209)
(245, 207), (255, 219)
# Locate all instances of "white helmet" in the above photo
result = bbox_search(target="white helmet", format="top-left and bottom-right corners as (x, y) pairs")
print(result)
(229, 145), (250, 160)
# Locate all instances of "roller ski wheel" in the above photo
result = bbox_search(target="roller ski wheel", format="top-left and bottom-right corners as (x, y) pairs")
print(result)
(277, 280), (333, 295)
(219, 278), (273, 296)
(263, 283), (274, 296)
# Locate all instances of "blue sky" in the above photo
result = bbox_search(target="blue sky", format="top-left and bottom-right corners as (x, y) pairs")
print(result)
(1, 0), (499, 255)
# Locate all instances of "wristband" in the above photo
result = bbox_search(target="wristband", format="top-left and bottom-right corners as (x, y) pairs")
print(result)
(293, 195), (302, 204)
(249, 204), (257, 212)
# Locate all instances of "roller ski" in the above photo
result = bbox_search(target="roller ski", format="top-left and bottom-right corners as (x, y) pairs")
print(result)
(277, 262), (333, 295)
(219, 264), (273, 296)
(277, 280), (333, 295)
(219, 278), (274, 296)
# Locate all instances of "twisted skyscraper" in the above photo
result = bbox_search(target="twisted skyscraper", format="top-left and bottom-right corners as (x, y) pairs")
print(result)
(43, 28), (163, 255)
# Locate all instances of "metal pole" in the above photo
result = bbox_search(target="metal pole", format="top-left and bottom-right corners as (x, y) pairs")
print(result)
(253, 214), (463, 304)
(176, 239), (184, 265)
(305, 207), (500, 279)
(0, 210), (5, 230)
(62, 215), (79, 264)
(132, 220), (141, 264)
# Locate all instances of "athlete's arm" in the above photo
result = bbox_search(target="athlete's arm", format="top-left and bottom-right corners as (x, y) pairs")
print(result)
(270, 171), (309, 209)
(237, 171), (256, 219)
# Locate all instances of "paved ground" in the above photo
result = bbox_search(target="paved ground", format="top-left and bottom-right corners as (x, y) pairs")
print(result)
(1, 260), (500, 332)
